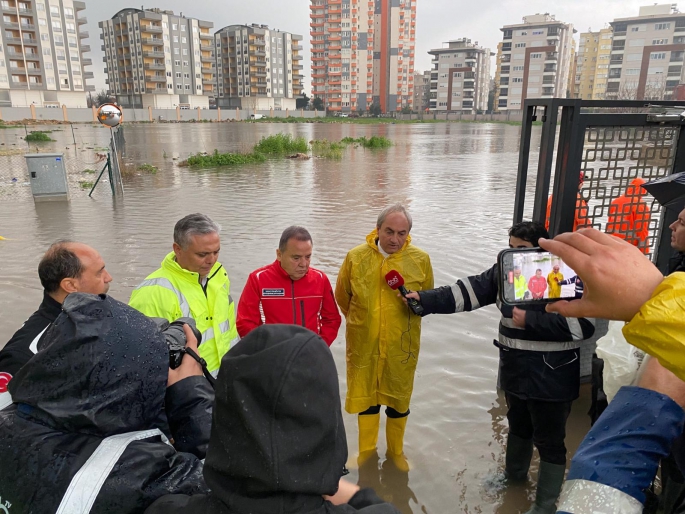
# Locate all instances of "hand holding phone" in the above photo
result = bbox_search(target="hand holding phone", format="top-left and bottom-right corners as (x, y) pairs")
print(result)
(498, 248), (577, 306)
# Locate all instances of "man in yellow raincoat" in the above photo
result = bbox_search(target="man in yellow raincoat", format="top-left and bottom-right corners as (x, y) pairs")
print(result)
(335, 204), (433, 471)
(547, 264), (563, 299)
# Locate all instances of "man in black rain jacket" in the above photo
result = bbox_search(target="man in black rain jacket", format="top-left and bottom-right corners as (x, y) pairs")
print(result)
(146, 324), (400, 514)
(406, 222), (596, 514)
(0, 293), (213, 513)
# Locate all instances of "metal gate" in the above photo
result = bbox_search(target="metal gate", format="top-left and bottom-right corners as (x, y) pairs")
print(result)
(514, 98), (685, 273)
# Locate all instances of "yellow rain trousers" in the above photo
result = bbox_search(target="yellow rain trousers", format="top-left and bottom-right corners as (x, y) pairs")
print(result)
(335, 230), (434, 414)
(623, 273), (685, 381)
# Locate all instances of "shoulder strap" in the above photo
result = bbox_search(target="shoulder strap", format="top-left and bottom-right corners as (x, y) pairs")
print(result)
(56, 428), (169, 514)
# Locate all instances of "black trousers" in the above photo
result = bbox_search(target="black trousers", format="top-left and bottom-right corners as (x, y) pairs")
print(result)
(505, 392), (572, 466)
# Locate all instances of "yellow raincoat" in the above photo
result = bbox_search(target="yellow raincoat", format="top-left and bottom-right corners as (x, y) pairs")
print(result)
(335, 230), (433, 414)
(623, 273), (685, 381)
(547, 271), (563, 298)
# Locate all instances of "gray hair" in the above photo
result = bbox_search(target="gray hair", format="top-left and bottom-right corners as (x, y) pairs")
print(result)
(174, 213), (221, 249)
(376, 203), (413, 231)
(279, 226), (313, 253)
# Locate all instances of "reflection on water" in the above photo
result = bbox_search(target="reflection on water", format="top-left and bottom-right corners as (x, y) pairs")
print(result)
(0, 122), (593, 513)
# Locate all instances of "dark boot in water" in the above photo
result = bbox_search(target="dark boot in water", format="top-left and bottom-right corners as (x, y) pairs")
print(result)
(524, 461), (566, 514)
(504, 433), (534, 482)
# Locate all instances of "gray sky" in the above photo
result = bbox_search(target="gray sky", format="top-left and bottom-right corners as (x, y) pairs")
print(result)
(85, 0), (650, 93)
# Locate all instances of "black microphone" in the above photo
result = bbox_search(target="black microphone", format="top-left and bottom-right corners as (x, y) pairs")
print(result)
(385, 270), (424, 316)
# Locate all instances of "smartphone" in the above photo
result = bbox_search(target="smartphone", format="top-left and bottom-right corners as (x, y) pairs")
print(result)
(497, 248), (579, 306)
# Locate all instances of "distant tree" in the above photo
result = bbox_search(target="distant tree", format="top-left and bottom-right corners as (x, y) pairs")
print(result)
(94, 90), (114, 107)
(357, 107), (366, 116)
(296, 93), (310, 110)
(401, 104), (412, 114)
(312, 96), (324, 111)
(488, 86), (496, 113)
(369, 101), (382, 116)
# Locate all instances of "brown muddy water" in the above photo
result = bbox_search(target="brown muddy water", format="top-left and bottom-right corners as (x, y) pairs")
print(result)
(0, 122), (593, 513)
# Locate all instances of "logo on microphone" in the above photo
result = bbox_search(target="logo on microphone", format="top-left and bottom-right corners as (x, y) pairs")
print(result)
(387, 276), (399, 287)
(0, 373), (11, 394)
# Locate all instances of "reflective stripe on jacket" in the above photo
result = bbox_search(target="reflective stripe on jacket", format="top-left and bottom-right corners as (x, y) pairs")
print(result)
(236, 260), (341, 345)
(335, 230), (434, 414)
(129, 252), (238, 373)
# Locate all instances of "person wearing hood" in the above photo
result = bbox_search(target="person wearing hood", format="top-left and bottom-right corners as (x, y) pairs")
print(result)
(0, 293), (214, 513)
(545, 171), (589, 233)
(334, 204), (434, 472)
(145, 324), (401, 514)
(236, 226), (341, 345)
(607, 177), (651, 254)
(0, 240), (113, 409)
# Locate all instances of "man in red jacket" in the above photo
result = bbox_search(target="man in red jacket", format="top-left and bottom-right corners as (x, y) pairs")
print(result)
(527, 268), (547, 299)
(236, 226), (341, 345)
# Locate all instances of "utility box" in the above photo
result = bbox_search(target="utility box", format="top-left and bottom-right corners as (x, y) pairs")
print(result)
(24, 153), (69, 202)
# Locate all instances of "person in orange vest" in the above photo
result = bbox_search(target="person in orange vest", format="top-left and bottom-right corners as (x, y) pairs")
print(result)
(606, 177), (651, 255)
(545, 171), (589, 232)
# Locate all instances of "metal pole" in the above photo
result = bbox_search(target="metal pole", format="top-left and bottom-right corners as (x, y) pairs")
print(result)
(24, 125), (29, 149)
(70, 124), (76, 146)
(88, 156), (111, 197)
(109, 127), (124, 197)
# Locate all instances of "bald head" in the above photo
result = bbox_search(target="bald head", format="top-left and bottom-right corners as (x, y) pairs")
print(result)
(39, 240), (112, 303)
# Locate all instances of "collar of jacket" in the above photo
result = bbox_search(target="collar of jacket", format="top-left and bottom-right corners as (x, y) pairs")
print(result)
(160, 251), (223, 284)
(365, 229), (412, 255)
(40, 290), (64, 319)
(271, 259), (309, 281)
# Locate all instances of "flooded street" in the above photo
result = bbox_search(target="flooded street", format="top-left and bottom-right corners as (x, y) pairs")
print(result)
(0, 121), (592, 513)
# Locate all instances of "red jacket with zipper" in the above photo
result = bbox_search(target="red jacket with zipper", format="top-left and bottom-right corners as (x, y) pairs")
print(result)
(236, 261), (341, 346)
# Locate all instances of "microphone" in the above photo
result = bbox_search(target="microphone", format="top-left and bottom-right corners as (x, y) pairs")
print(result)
(385, 270), (424, 316)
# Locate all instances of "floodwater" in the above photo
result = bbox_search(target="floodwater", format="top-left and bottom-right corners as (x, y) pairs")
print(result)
(0, 121), (594, 513)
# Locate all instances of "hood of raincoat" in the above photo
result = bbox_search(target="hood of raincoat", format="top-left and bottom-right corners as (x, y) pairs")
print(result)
(9, 292), (169, 437)
(203, 324), (347, 512)
(627, 177), (646, 199)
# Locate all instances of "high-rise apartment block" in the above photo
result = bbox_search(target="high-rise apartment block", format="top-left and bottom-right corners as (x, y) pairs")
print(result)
(0, 0), (92, 107)
(100, 8), (214, 109)
(574, 28), (613, 100)
(214, 24), (303, 111)
(607, 4), (685, 100)
(495, 14), (575, 111)
(427, 39), (492, 113)
(412, 70), (429, 111)
(310, 0), (416, 114)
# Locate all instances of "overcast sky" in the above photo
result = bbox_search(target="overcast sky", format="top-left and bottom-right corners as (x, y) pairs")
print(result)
(85, 0), (651, 93)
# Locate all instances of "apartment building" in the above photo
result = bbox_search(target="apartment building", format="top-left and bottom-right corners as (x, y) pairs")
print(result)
(0, 0), (92, 107)
(574, 28), (613, 99)
(427, 38), (492, 113)
(310, 0), (416, 114)
(100, 8), (214, 109)
(214, 24), (303, 111)
(412, 70), (429, 111)
(607, 4), (685, 100)
(496, 13), (575, 112)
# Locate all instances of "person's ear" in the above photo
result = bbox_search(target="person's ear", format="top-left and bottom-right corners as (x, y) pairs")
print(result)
(60, 277), (79, 294)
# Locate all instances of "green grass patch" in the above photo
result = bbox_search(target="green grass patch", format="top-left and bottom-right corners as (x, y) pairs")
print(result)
(182, 149), (267, 167)
(138, 163), (158, 174)
(25, 131), (54, 142)
(79, 181), (94, 189)
(311, 139), (344, 159)
(82, 168), (97, 174)
(253, 133), (309, 154)
(354, 136), (392, 148)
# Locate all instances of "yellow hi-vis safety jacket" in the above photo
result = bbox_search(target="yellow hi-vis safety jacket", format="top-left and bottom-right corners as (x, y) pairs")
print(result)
(129, 252), (239, 373)
(335, 230), (434, 414)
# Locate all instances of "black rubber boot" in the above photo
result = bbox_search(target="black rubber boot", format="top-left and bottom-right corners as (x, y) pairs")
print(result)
(524, 461), (566, 514)
(504, 433), (534, 482)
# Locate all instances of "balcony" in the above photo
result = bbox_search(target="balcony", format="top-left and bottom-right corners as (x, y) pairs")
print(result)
(292, 44), (303, 50)
(200, 66), (213, 74)
(140, 10), (163, 21)
(83, 71), (94, 79)
(82, 58), (93, 66)
(79, 31), (89, 39)
(20, 23), (35, 31)
(22, 38), (38, 46)
(543, 66), (557, 74)
(141, 24), (162, 33)
(202, 76), (214, 84)
(144, 63), (165, 70)
(252, 50), (266, 57)
(200, 43), (213, 51)
(77, 16), (87, 25)
(10, 81), (29, 88)
(4, 21), (18, 29)
(254, 71), (266, 77)
(145, 74), (166, 82)
(142, 38), (163, 46)
(545, 52), (559, 62)
(81, 45), (90, 53)
(201, 55), (214, 63)
(199, 31), (212, 40)
(251, 38), (265, 46)
(1, 4), (16, 13)
(143, 50), (164, 58)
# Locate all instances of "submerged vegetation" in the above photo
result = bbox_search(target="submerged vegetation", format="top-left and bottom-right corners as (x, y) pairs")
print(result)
(181, 133), (392, 167)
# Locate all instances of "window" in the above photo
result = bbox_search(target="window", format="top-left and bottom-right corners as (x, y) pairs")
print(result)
(182, 49), (188, 55)
(36, 2), (44, 10)
(175, 72), (181, 78)
(38, 18), (46, 26)
(174, 48), (179, 55)
(52, 21), (61, 31)
(512, 77), (523, 83)
(651, 52), (666, 60)
(50, 5), (58, 15)
(173, 36), (179, 43)
(181, 25), (186, 32)
(182, 37), (186, 43)
(515, 43), (526, 48)
(530, 53), (542, 59)
(653, 39), (669, 45)
(183, 72), (190, 78)
(183, 60), (188, 66)
(532, 30), (544, 35)
(176, 84), (182, 89)
(513, 65), (524, 71)
(655, 23), (671, 30)
(185, 84), (190, 89)
(172, 24), (178, 30)
(163, 22), (168, 29)
(518, 30), (528, 36)
(41, 33), (49, 41)
(174, 60), (180, 66)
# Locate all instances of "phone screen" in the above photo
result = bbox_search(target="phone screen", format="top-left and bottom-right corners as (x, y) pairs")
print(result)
(499, 249), (578, 304)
